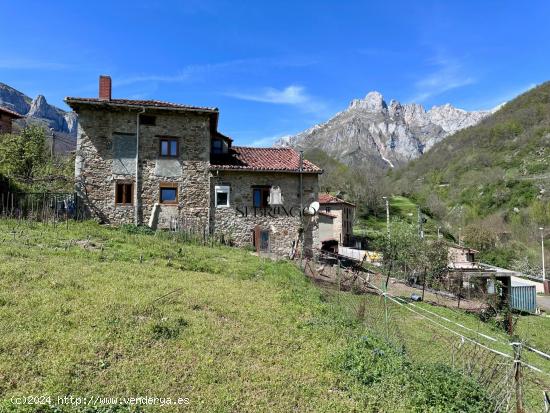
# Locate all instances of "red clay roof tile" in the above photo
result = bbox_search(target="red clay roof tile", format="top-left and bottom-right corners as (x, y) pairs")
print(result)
(319, 193), (356, 206)
(211, 147), (322, 173)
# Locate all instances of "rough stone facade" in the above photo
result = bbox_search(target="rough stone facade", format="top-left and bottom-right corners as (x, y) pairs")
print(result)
(74, 107), (211, 226)
(69, 92), (321, 258)
(0, 108), (21, 134)
(210, 171), (319, 256)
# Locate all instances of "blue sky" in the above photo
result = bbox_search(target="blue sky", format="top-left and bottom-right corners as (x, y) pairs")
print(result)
(1, 1), (549, 146)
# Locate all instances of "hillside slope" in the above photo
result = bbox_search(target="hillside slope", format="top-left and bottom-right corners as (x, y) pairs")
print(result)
(0, 220), (511, 412)
(392, 82), (550, 270)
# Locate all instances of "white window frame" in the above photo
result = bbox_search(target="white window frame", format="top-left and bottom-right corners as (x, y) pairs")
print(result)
(215, 185), (230, 208)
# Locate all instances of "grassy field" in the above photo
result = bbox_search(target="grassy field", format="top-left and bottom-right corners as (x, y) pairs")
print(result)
(354, 195), (443, 243)
(0, 220), (368, 412)
(0, 220), (547, 412)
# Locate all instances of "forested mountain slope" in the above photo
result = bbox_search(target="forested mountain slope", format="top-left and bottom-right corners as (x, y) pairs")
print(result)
(392, 82), (550, 271)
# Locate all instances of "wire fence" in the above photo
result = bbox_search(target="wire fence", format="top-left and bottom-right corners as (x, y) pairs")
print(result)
(0, 191), (79, 223)
(302, 249), (550, 413)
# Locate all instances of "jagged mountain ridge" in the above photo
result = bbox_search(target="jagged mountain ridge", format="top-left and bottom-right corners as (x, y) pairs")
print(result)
(277, 92), (490, 168)
(0, 82), (77, 148)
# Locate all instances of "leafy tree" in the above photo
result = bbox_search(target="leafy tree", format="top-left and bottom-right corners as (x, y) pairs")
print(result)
(462, 224), (497, 252)
(0, 126), (73, 192)
(0, 126), (46, 181)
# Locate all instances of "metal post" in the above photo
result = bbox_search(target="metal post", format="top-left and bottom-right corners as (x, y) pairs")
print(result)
(540, 227), (546, 283)
(135, 108), (145, 226)
(513, 342), (524, 413)
(382, 196), (390, 239)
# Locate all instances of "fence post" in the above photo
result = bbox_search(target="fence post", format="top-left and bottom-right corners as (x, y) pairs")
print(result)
(513, 342), (524, 413)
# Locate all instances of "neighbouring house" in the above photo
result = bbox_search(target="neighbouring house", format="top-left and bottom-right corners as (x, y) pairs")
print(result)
(446, 245), (513, 307)
(318, 210), (338, 253)
(318, 193), (356, 247)
(0, 106), (23, 134)
(65, 75), (322, 257)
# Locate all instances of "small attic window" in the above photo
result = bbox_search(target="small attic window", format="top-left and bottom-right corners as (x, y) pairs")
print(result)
(140, 115), (156, 126)
(212, 139), (223, 154)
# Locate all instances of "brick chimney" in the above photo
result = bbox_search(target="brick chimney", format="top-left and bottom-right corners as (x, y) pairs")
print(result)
(99, 75), (111, 101)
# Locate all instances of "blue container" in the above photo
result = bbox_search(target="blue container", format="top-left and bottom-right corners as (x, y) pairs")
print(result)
(510, 281), (537, 314)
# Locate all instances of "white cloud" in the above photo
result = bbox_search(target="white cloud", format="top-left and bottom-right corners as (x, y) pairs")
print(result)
(226, 85), (327, 114)
(411, 57), (475, 102)
(228, 85), (308, 105)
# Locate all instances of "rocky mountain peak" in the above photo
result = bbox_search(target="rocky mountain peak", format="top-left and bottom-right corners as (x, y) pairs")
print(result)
(277, 91), (490, 169)
(0, 82), (78, 151)
(28, 95), (55, 119)
(349, 91), (387, 112)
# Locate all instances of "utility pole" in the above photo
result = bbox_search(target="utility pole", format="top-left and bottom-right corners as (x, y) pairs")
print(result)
(417, 206), (424, 239)
(382, 196), (390, 238)
(540, 227), (546, 283)
(50, 128), (55, 157)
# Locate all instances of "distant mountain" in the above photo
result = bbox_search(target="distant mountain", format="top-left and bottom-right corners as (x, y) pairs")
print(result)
(0, 82), (77, 152)
(277, 92), (490, 168)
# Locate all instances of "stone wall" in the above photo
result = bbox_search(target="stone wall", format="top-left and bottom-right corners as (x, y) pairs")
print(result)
(75, 107), (211, 226)
(210, 171), (319, 257)
(0, 114), (14, 134)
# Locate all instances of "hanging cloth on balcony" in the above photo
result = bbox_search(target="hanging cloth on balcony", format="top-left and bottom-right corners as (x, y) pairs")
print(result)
(269, 186), (283, 205)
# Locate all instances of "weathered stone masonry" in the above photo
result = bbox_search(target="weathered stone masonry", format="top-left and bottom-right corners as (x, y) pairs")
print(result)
(210, 171), (319, 256)
(66, 76), (322, 257)
(74, 106), (211, 226)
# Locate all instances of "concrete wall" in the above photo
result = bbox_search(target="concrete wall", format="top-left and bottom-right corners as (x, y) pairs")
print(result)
(75, 107), (211, 226)
(320, 203), (355, 246)
(210, 171), (319, 256)
(319, 214), (336, 242)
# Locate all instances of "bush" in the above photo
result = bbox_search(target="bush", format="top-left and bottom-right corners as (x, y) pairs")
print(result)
(478, 246), (518, 268)
(334, 335), (494, 412)
(120, 224), (155, 236)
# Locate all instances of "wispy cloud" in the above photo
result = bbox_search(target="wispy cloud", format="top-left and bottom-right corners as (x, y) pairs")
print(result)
(115, 56), (317, 88)
(228, 85), (308, 105)
(0, 58), (70, 70)
(411, 56), (475, 102)
(226, 85), (327, 114)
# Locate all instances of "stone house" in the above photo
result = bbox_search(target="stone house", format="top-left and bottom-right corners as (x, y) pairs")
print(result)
(65, 76), (322, 257)
(318, 193), (356, 247)
(0, 106), (23, 134)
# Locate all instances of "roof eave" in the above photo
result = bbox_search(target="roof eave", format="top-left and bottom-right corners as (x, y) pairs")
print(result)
(210, 166), (323, 174)
(64, 97), (219, 115)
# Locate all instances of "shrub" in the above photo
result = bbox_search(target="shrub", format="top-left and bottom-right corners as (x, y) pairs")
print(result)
(334, 335), (494, 412)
